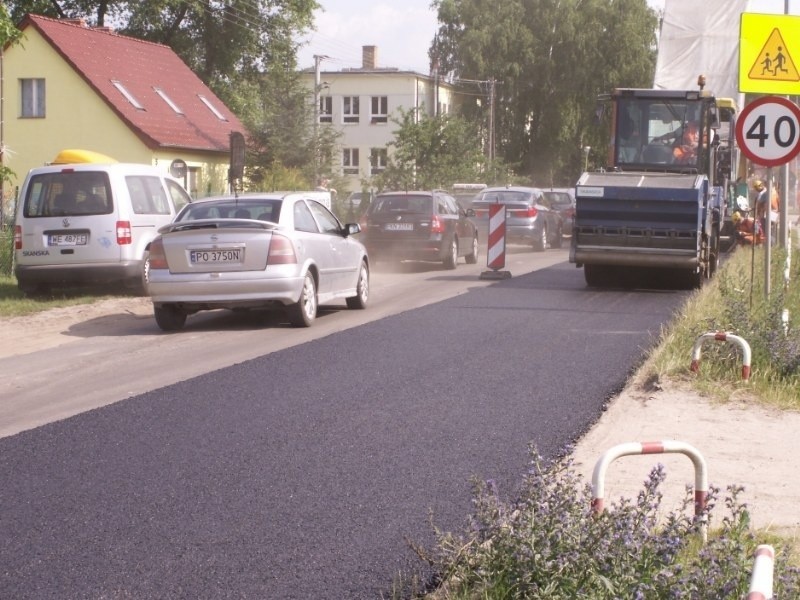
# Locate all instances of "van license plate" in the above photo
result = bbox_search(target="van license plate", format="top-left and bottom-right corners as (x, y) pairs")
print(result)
(190, 249), (243, 264)
(49, 233), (88, 246)
(385, 223), (413, 231)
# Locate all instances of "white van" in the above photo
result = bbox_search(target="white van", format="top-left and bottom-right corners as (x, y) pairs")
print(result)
(14, 161), (192, 294)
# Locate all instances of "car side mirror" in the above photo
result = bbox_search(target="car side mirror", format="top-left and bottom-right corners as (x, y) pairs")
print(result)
(344, 223), (361, 236)
(465, 208), (476, 217)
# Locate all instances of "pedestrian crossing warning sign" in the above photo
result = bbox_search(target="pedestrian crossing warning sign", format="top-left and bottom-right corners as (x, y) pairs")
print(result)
(747, 28), (800, 82)
(740, 13), (800, 94)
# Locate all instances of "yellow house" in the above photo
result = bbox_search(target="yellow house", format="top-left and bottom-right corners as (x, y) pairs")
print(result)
(2, 14), (247, 203)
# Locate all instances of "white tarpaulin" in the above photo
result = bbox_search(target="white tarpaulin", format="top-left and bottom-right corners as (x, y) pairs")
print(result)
(653, 0), (749, 100)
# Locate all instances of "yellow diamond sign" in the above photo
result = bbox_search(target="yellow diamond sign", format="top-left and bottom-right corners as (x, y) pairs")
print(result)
(740, 13), (800, 94)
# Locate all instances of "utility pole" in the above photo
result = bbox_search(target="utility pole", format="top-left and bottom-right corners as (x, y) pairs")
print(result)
(454, 77), (499, 162)
(488, 78), (496, 163)
(779, 0), (791, 249)
(312, 54), (328, 185)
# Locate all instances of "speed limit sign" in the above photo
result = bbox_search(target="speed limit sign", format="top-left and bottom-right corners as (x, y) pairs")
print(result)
(736, 96), (800, 167)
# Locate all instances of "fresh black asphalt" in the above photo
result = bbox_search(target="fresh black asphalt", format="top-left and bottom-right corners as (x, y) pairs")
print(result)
(0, 262), (688, 599)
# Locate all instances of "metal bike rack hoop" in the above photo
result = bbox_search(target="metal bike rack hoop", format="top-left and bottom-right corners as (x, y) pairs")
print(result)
(689, 331), (752, 380)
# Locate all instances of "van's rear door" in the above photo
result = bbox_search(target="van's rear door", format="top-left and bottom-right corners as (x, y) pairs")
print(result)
(16, 170), (122, 267)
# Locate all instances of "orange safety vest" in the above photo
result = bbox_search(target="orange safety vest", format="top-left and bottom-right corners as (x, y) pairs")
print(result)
(736, 217), (764, 245)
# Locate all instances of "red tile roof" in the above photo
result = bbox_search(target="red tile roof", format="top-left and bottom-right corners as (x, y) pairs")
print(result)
(21, 14), (246, 154)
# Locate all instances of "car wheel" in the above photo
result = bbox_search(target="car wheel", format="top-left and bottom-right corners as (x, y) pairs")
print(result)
(443, 237), (458, 269)
(288, 272), (317, 327)
(533, 225), (547, 252)
(18, 281), (49, 296)
(584, 264), (611, 287)
(465, 235), (479, 264)
(154, 304), (187, 331)
(551, 225), (563, 249)
(139, 252), (151, 295)
(346, 260), (369, 309)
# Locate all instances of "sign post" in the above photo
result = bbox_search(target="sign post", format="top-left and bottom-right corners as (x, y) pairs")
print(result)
(480, 204), (511, 280)
(735, 95), (800, 297)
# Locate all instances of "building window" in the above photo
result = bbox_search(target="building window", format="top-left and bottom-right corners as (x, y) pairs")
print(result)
(343, 96), (359, 124)
(198, 94), (228, 121)
(371, 96), (388, 124)
(154, 87), (183, 115)
(319, 96), (332, 123)
(343, 148), (359, 175)
(111, 80), (144, 110)
(21, 78), (46, 118)
(370, 148), (387, 174)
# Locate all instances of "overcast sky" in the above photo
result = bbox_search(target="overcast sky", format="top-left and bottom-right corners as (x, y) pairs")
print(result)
(296, 0), (793, 74)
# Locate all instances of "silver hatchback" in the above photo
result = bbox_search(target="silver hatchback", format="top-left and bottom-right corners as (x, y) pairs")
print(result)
(147, 192), (369, 330)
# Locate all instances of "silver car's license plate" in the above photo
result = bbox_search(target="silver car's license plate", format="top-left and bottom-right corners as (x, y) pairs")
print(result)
(48, 233), (88, 246)
(190, 248), (243, 264)
(385, 223), (413, 231)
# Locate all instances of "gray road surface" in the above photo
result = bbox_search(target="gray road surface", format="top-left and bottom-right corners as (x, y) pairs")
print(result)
(0, 262), (688, 599)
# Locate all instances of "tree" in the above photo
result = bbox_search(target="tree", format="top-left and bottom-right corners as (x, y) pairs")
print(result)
(1, 2), (24, 217)
(431, 0), (658, 185)
(5, 0), (322, 187)
(375, 108), (488, 191)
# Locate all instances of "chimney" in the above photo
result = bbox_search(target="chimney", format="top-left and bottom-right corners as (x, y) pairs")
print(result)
(63, 18), (87, 27)
(362, 45), (377, 70)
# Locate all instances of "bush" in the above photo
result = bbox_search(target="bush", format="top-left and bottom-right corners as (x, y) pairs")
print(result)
(411, 447), (800, 599)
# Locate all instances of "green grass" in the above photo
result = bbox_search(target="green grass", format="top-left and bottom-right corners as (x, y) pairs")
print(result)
(0, 275), (136, 318)
(643, 241), (800, 409)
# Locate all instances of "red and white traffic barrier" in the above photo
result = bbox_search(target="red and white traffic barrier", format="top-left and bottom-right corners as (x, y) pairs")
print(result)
(480, 203), (511, 280)
(689, 331), (752, 380)
(746, 544), (775, 600)
(591, 441), (708, 540)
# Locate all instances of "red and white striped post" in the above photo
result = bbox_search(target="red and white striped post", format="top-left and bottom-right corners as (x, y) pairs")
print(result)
(747, 545), (775, 600)
(689, 331), (752, 381)
(480, 203), (511, 279)
(591, 440), (708, 541)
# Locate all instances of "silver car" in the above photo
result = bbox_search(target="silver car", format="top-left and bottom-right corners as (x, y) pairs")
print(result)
(147, 192), (369, 331)
(470, 186), (564, 251)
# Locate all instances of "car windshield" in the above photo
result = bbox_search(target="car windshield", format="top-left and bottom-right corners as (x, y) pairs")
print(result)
(475, 191), (532, 205)
(372, 195), (431, 214)
(177, 200), (282, 222)
(616, 97), (704, 168)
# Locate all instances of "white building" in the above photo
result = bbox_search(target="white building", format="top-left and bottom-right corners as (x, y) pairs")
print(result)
(300, 46), (467, 193)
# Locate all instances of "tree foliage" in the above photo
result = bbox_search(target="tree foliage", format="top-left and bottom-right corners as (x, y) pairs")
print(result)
(5, 0), (320, 185)
(431, 0), (658, 185)
(376, 109), (489, 192)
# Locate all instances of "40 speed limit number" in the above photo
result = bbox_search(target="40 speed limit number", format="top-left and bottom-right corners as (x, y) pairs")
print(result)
(735, 95), (800, 167)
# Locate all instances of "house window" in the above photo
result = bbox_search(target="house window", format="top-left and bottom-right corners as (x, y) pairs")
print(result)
(198, 94), (228, 121)
(21, 78), (46, 118)
(371, 96), (388, 124)
(343, 96), (359, 124)
(154, 87), (183, 115)
(370, 148), (387, 174)
(343, 148), (359, 175)
(111, 80), (144, 110)
(319, 96), (332, 123)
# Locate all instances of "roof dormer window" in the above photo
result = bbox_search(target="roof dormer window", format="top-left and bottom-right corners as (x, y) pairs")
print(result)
(198, 94), (227, 121)
(154, 87), (184, 115)
(111, 80), (144, 110)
